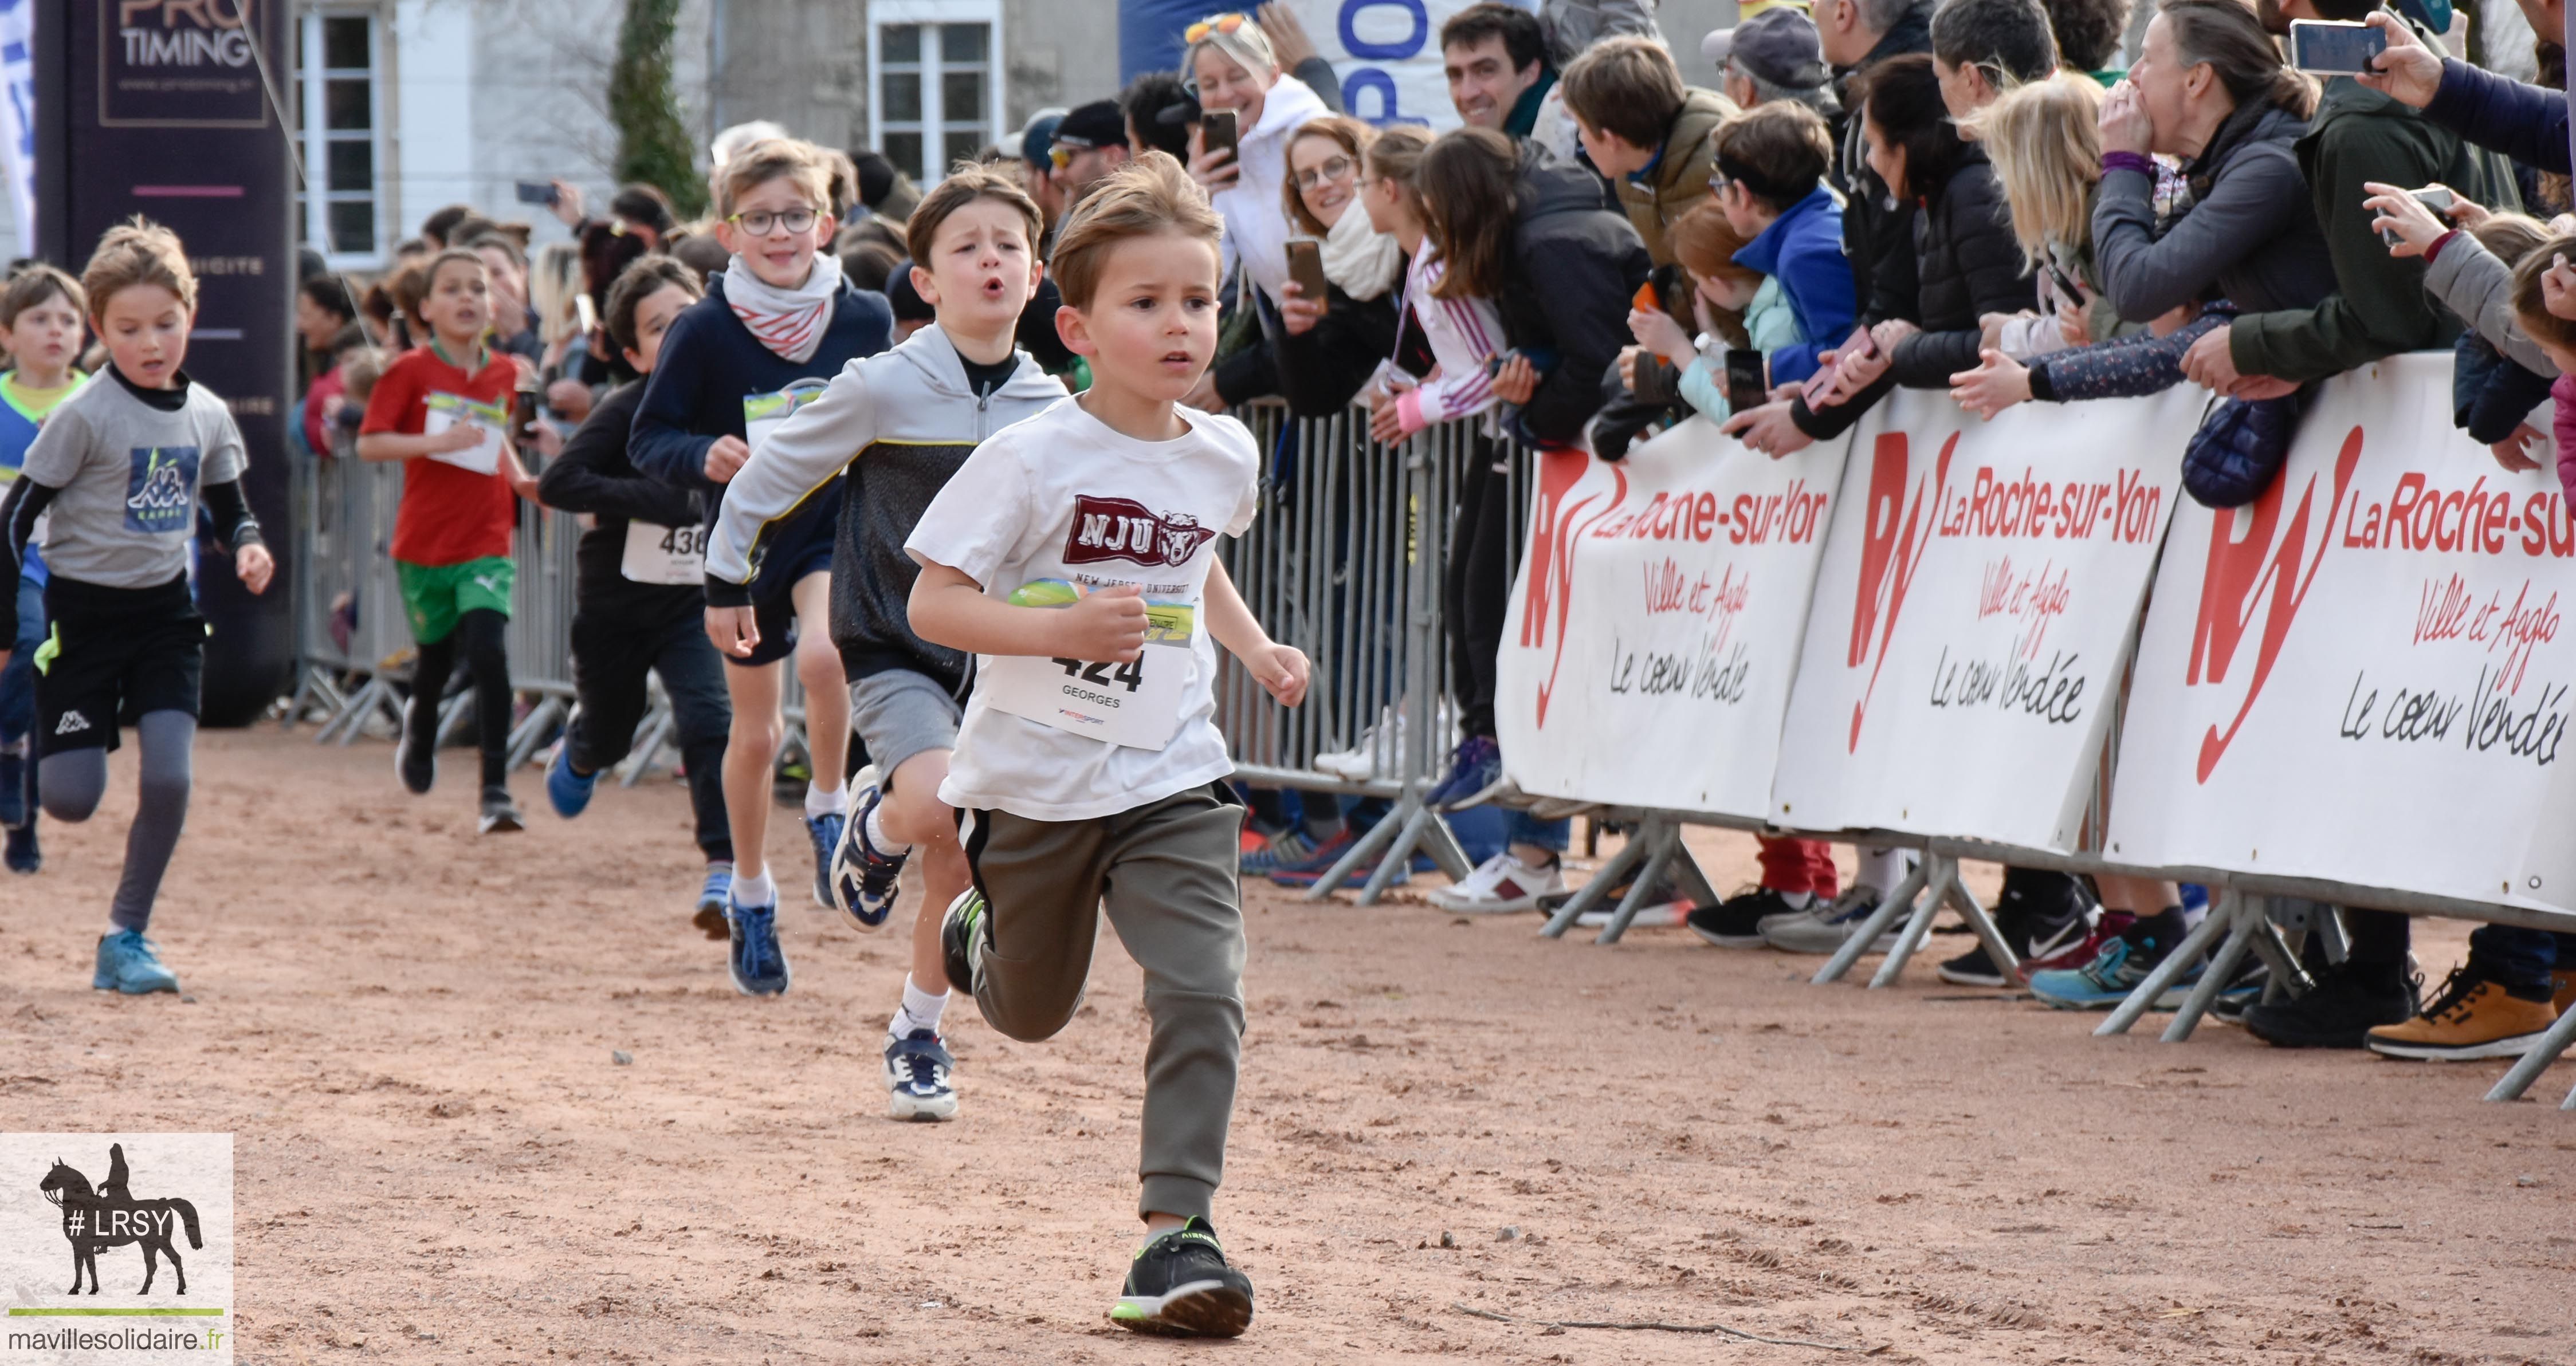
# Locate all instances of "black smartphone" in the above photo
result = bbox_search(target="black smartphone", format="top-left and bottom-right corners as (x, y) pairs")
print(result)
(2043, 261), (2083, 305)
(1725, 349), (1768, 414)
(1200, 108), (1239, 166)
(1285, 239), (1329, 312)
(2288, 19), (2386, 73)
(513, 180), (559, 207)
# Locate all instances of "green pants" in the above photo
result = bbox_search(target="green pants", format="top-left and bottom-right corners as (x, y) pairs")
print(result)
(396, 557), (513, 645)
(962, 783), (1247, 1221)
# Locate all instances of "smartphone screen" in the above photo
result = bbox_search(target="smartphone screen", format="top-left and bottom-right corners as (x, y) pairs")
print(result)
(574, 292), (598, 338)
(2289, 19), (2385, 73)
(1286, 240), (1329, 312)
(1200, 109), (1238, 163)
(1725, 350), (1768, 414)
(514, 180), (556, 206)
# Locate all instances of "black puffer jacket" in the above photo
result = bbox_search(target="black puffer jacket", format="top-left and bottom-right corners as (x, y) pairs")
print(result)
(1498, 145), (1654, 446)
(1888, 145), (2035, 388)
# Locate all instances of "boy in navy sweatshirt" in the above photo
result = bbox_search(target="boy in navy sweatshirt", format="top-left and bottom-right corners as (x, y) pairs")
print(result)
(629, 136), (893, 996)
(703, 163), (1068, 1119)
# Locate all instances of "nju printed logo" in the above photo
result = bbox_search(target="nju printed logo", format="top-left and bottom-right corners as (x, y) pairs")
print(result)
(2, 1132), (233, 1361)
(122, 446), (201, 535)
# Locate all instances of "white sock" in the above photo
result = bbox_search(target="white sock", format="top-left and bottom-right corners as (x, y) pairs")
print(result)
(890, 974), (949, 1037)
(2180, 899), (2206, 931)
(1777, 889), (1814, 910)
(1859, 847), (1911, 893)
(735, 868), (776, 908)
(865, 801), (913, 855)
(804, 781), (849, 819)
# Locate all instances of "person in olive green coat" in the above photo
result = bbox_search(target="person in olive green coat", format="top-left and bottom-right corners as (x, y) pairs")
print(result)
(1558, 36), (1742, 265)
(2182, 3), (2519, 394)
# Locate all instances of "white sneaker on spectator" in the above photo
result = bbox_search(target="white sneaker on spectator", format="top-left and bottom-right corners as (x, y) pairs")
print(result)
(1427, 853), (1565, 914)
(1314, 707), (1407, 781)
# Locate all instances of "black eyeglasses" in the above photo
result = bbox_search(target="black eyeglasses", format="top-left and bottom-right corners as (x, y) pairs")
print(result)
(728, 207), (819, 237)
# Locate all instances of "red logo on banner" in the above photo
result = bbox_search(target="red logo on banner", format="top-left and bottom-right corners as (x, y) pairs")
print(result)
(2186, 425), (2366, 782)
(1844, 431), (1957, 751)
(1061, 495), (1216, 568)
(1520, 447), (1628, 728)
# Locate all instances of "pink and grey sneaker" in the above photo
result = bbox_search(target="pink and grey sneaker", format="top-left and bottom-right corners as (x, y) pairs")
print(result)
(1427, 852), (1565, 914)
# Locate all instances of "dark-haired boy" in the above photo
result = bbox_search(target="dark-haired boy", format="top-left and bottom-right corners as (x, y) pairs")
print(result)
(537, 255), (737, 933)
(1558, 35), (1741, 265)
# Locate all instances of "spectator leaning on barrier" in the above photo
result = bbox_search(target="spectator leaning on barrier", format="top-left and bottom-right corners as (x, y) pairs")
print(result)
(2367, 190), (2559, 463)
(1715, 101), (1854, 386)
(1623, 203), (1769, 424)
(1256, 117), (1406, 416)
(1558, 37), (1743, 267)
(1960, 76), (2122, 363)
(2178, 0), (2522, 405)
(2090, 0), (2336, 328)
(1706, 6), (1842, 119)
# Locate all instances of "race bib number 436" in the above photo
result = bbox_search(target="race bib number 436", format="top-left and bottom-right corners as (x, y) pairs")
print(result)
(621, 519), (706, 585)
(979, 580), (1196, 750)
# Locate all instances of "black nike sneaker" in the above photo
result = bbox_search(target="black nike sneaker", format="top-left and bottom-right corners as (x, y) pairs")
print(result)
(1110, 1217), (1255, 1337)
(940, 888), (987, 997)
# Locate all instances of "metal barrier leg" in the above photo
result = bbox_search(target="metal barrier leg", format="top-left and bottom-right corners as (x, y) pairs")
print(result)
(1945, 872), (2020, 987)
(1354, 801), (1438, 906)
(2161, 894), (2261, 1042)
(1299, 802), (1407, 904)
(318, 674), (387, 746)
(2247, 912), (2310, 1001)
(433, 691), (472, 748)
(1413, 806), (1474, 883)
(507, 696), (566, 770)
(1539, 832), (1653, 939)
(1668, 833), (1719, 909)
(2484, 993), (2576, 1102)
(1815, 857), (1931, 985)
(2095, 890), (2239, 1037)
(619, 707), (674, 788)
(1594, 822), (1679, 944)
(2316, 906), (2351, 963)
(1868, 857), (1954, 989)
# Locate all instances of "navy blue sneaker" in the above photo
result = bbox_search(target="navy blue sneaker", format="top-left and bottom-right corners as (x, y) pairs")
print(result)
(544, 743), (597, 819)
(694, 864), (733, 940)
(805, 811), (845, 910)
(4, 822), (36, 875)
(726, 894), (791, 996)
(830, 769), (909, 931)
(883, 1029), (959, 1121)
(1424, 735), (1502, 811)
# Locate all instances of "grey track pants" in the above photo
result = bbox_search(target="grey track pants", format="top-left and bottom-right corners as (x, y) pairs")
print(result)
(961, 782), (1246, 1222)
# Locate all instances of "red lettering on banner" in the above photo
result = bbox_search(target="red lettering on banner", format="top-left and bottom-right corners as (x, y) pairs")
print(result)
(1521, 448), (1628, 729)
(1846, 431), (1957, 751)
(2186, 425), (2366, 782)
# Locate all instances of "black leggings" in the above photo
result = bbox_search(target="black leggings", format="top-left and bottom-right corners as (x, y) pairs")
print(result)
(411, 608), (511, 790)
(1444, 439), (1513, 740)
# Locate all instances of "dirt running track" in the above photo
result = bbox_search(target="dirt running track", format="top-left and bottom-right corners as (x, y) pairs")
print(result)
(2, 730), (2573, 1364)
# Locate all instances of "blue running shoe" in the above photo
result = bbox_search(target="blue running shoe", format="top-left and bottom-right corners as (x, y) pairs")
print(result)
(805, 811), (845, 910)
(0, 748), (24, 828)
(830, 767), (909, 931)
(1238, 826), (1318, 877)
(2028, 935), (2199, 1011)
(93, 930), (179, 994)
(883, 1029), (959, 1121)
(545, 743), (597, 819)
(1267, 830), (1410, 890)
(5, 823), (36, 875)
(694, 864), (733, 940)
(1423, 735), (1502, 811)
(726, 895), (791, 996)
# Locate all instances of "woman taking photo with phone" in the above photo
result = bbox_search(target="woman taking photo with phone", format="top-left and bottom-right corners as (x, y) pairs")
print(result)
(1183, 12), (1332, 313)
(1204, 116), (1404, 416)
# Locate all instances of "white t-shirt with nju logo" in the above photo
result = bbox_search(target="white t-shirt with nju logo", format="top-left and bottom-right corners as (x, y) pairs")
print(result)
(906, 396), (1259, 823)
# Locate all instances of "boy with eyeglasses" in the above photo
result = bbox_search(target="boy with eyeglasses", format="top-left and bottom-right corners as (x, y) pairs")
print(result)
(629, 136), (894, 997)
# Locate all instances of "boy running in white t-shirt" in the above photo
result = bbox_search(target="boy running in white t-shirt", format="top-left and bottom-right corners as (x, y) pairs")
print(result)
(907, 152), (1307, 1337)
(702, 163), (1067, 1121)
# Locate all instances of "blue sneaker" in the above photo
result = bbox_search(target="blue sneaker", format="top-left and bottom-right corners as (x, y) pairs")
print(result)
(883, 1029), (959, 1121)
(1423, 735), (1502, 810)
(544, 743), (597, 819)
(805, 811), (845, 910)
(93, 930), (179, 994)
(725, 895), (791, 996)
(1268, 829), (1411, 890)
(5, 822), (36, 875)
(830, 767), (909, 931)
(1238, 827), (1318, 877)
(2029, 935), (2199, 1010)
(694, 864), (733, 940)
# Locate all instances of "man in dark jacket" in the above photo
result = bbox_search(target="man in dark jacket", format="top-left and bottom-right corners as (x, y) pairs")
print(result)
(2182, 1), (2522, 396)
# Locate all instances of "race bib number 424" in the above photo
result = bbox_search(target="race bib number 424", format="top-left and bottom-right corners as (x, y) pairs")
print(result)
(978, 580), (1196, 750)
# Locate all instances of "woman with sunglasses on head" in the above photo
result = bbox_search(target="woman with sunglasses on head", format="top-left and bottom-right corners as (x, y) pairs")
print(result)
(1180, 13), (1334, 325)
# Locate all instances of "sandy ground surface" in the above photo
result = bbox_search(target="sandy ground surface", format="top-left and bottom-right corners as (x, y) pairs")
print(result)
(3, 729), (2573, 1365)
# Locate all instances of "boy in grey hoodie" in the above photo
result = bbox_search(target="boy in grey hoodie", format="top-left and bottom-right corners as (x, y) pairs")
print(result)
(703, 163), (1065, 1122)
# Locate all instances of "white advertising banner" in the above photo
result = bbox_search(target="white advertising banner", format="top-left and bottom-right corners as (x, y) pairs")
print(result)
(2108, 354), (2576, 914)
(1767, 385), (2194, 851)
(1285, 0), (1486, 128)
(1494, 419), (1847, 817)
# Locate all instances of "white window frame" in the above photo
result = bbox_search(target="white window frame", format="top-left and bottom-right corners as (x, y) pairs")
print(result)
(866, 0), (1006, 187)
(297, 8), (388, 270)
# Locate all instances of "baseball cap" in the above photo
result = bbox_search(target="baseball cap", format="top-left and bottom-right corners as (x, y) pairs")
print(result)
(1018, 108), (1068, 167)
(1053, 100), (1129, 152)
(1701, 6), (1828, 90)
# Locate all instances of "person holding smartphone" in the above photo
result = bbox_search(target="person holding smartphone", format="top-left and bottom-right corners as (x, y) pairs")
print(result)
(1181, 13), (1332, 315)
